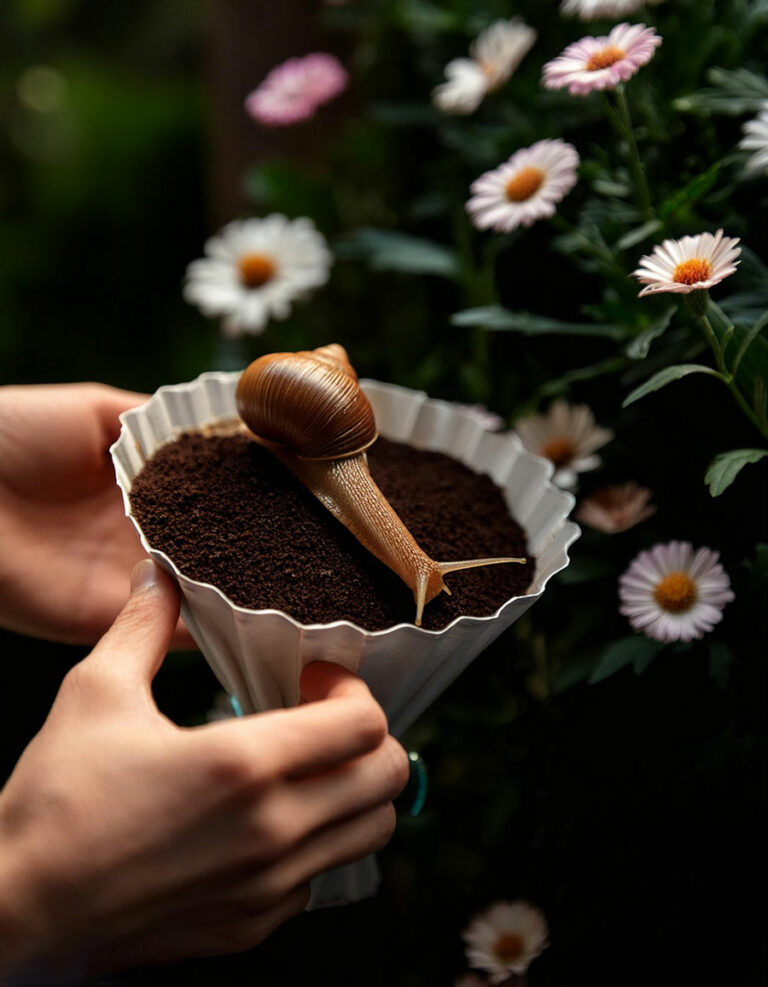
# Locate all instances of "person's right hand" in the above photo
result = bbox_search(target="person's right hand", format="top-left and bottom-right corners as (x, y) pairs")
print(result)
(0, 561), (409, 979)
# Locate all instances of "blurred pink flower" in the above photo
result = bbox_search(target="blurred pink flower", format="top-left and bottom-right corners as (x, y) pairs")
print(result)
(245, 53), (348, 126)
(542, 23), (660, 95)
(619, 540), (734, 642)
(576, 481), (656, 533)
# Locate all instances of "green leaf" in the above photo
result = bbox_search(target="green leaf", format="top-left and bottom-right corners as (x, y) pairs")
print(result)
(707, 640), (734, 690)
(617, 219), (663, 251)
(658, 163), (722, 222)
(589, 636), (665, 684)
(622, 364), (722, 407)
(625, 306), (676, 359)
(704, 448), (768, 496)
(673, 67), (768, 116)
(334, 228), (459, 278)
(450, 306), (624, 339)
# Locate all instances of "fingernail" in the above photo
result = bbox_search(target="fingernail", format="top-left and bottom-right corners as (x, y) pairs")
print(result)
(131, 559), (158, 593)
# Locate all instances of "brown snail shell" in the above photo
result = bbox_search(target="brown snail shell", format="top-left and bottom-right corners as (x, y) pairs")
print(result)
(235, 343), (377, 461)
(237, 344), (525, 626)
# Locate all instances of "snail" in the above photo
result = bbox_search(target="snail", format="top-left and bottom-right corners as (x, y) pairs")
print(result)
(236, 344), (525, 626)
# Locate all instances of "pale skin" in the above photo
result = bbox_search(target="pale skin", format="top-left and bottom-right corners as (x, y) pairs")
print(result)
(0, 384), (409, 976)
(0, 382), (193, 647)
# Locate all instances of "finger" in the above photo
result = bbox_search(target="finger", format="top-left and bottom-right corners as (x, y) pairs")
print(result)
(299, 660), (366, 704)
(242, 803), (396, 907)
(92, 384), (149, 447)
(88, 560), (180, 687)
(170, 616), (198, 652)
(281, 735), (409, 835)
(204, 673), (389, 779)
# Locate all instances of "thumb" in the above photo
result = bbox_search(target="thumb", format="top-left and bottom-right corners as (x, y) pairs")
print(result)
(89, 560), (180, 686)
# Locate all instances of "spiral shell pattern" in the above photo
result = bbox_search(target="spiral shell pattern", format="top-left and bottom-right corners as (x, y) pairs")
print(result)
(236, 344), (378, 460)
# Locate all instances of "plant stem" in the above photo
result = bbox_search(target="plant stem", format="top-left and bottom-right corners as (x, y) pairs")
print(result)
(699, 312), (768, 440)
(613, 84), (654, 221)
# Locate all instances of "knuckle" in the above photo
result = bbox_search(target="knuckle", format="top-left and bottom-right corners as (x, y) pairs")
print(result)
(205, 746), (260, 795)
(244, 801), (297, 867)
(348, 696), (388, 751)
(58, 660), (112, 707)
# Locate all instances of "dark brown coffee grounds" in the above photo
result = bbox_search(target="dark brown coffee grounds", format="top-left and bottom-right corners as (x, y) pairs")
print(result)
(129, 431), (534, 631)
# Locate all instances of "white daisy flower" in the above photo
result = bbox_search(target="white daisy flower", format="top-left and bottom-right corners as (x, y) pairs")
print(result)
(619, 540), (734, 642)
(433, 18), (537, 115)
(184, 215), (332, 337)
(576, 481), (656, 533)
(463, 900), (549, 982)
(632, 229), (741, 297)
(514, 400), (612, 489)
(560, 0), (664, 21)
(466, 139), (580, 232)
(739, 100), (768, 175)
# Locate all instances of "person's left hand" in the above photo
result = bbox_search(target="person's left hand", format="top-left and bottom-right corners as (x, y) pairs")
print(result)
(0, 382), (193, 647)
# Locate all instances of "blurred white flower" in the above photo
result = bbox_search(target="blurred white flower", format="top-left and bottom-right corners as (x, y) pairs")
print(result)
(463, 900), (549, 982)
(560, 0), (664, 21)
(632, 229), (741, 297)
(739, 101), (768, 175)
(619, 540), (734, 642)
(184, 215), (332, 337)
(433, 19), (536, 115)
(466, 139), (579, 233)
(576, 481), (656, 533)
(542, 23), (661, 95)
(514, 400), (612, 488)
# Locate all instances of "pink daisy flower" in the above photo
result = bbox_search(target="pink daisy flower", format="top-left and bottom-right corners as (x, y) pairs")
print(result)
(542, 23), (661, 96)
(619, 541), (734, 642)
(466, 139), (580, 233)
(245, 53), (348, 126)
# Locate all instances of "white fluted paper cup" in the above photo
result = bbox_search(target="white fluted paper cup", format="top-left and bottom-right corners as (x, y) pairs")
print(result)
(110, 371), (579, 907)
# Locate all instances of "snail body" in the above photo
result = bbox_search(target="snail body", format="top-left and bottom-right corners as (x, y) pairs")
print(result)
(236, 344), (525, 626)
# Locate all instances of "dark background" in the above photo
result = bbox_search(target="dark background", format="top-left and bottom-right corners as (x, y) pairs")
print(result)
(1, 2), (766, 985)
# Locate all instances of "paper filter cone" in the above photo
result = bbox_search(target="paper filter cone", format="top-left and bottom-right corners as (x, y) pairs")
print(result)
(111, 370), (579, 907)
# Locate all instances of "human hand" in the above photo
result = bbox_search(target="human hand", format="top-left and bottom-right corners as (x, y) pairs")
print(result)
(0, 382), (192, 646)
(0, 561), (408, 978)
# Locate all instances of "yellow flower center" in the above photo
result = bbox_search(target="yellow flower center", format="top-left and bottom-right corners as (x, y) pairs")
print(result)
(505, 166), (545, 203)
(672, 258), (712, 285)
(238, 252), (276, 288)
(586, 45), (626, 71)
(494, 931), (526, 964)
(653, 571), (698, 613)
(540, 436), (576, 468)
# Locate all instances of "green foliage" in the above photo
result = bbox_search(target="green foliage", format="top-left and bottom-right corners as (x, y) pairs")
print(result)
(705, 448), (768, 496)
(589, 635), (666, 684)
(623, 363), (723, 407)
(335, 227), (461, 277)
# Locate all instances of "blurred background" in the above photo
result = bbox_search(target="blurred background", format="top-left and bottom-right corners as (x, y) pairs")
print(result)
(1, 1), (766, 984)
